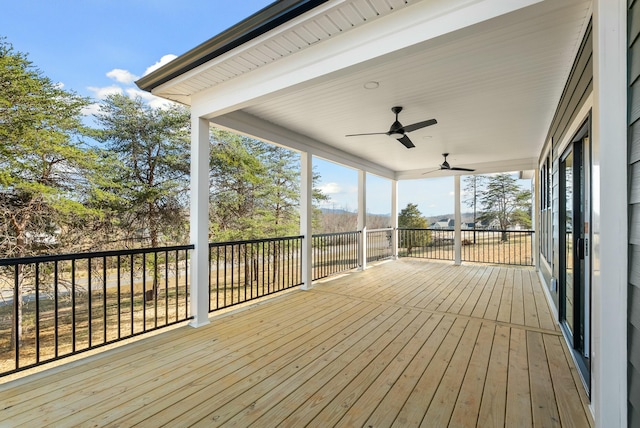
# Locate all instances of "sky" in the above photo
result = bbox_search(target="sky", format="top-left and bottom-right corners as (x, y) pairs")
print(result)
(1, 1), (529, 218)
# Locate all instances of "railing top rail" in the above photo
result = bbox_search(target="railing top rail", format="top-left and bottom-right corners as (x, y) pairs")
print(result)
(311, 231), (361, 238)
(398, 227), (534, 233)
(0, 244), (195, 266)
(208, 235), (303, 248)
(366, 228), (393, 233)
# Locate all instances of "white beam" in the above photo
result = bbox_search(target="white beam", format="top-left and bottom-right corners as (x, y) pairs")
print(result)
(189, 117), (211, 328)
(592, 0), (627, 426)
(454, 175), (462, 265)
(391, 179), (399, 259)
(396, 157), (538, 180)
(533, 169), (539, 270)
(300, 151), (313, 290)
(358, 170), (367, 270)
(212, 110), (395, 180)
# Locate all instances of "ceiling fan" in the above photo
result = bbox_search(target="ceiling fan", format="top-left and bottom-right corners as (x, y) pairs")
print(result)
(345, 106), (437, 149)
(424, 153), (476, 174)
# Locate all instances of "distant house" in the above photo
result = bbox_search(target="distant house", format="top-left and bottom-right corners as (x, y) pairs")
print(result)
(432, 218), (454, 229)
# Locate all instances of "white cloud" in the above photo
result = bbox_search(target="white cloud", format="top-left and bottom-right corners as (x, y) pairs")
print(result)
(143, 54), (177, 76)
(125, 88), (174, 109)
(107, 68), (139, 84)
(81, 103), (102, 116)
(318, 182), (343, 195)
(88, 85), (123, 100)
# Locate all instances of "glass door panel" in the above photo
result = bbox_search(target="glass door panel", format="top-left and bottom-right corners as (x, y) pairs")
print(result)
(564, 151), (574, 336)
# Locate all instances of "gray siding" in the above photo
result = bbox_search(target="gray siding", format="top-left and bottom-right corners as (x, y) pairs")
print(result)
(540, 21), (592, 311)
(629, 0), (640, 424)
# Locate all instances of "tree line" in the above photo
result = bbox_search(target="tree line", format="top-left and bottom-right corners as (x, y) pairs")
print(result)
(0, 40), (326, 259)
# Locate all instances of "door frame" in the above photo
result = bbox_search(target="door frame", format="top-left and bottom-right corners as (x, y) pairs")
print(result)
(558, 117), (592, 392)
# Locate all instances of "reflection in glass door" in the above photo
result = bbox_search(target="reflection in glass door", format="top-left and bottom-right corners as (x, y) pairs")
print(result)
(563, 150), (574, 338)
(559, 120), (590, 393)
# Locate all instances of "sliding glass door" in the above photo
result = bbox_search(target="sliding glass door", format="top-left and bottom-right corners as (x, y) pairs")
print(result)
(559, 120), (591, 392)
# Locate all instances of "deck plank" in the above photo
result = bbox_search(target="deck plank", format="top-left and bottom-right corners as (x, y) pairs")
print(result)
(419, 320), (482, 427)
(448, 322), (495, 427)
(543, 335), (591, 428)
(362, 316), (456, 427)
(477, 324), (510, 427)
(497, 268), (515, 323)
(523, 270), (541, 328)
(333, 313), (445, 428)
(391, 318), (468, 427)
(511, 269), (526, 326)
(505, 327), (533, 427)
(528, 331), (562, 427)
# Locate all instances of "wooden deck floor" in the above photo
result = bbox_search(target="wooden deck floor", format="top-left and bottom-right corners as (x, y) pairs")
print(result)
(0, 259), (593, 427)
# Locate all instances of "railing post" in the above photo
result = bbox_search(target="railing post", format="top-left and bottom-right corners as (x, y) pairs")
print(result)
(391, 179), (399, 259)
(189, 117), (210, 327)
(358, 170), (367, 270)
(454, 175), (462, 265)
(300, 151), (313, 290)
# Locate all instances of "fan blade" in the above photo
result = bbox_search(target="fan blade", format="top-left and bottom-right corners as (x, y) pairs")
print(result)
(450, 167), (476, 172)
(403, 118), (437, 133)
(345, 132), (388, 137)
(422, 168), (441, 175)
(397, 135), (415, 149)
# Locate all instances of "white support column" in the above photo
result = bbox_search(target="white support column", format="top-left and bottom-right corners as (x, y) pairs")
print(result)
(533, 169), (539, 270)
(189, 117), (211, 328)
(300, 151), (313, 290)
(358, 170), (367, 270)
(454, 175), (462, 265)
(592, 1), (627, 426)
(391, 179), (399, 259)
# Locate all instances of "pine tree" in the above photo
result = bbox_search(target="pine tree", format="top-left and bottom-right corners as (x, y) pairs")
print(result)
(0, 40), (95, 347)
(92, 94), (190, 248)
(398, 203), (429, 254)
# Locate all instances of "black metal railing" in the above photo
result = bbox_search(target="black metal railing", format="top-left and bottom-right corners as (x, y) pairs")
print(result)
(366, 228), (393, 263)
(0, 245), (193, 377)
(398, 228), (449, 260)
(398, 228), (534, 266)
(312, 231), (360, 280)
(209, 236), (303, 312)
(461, 229), (534, 266)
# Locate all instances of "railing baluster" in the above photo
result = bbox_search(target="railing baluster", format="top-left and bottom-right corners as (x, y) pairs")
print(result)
(154, 252), (158, 329)
(54, 260), (59, 358)
(175, 250), (180, 321)
(165, 250), (169, 325)
(103, 256), (107, 345)
(142, 253), (146, 331)
(72, 259), (76, 353)
(35, 262), (40, 363)
(130, 254), (134, 336)
(14, 264), (19, 370)
(87, 258), (92, 348)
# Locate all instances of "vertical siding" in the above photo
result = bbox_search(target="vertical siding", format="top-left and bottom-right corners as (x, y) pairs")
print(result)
(540, 21), (593, 311)
(629, 0), (640, 424)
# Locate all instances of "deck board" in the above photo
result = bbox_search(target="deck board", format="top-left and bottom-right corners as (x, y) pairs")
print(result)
(0, 259), (593, 427)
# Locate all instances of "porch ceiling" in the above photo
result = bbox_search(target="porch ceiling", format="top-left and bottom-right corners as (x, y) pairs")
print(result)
(145, 0), (591, 179)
